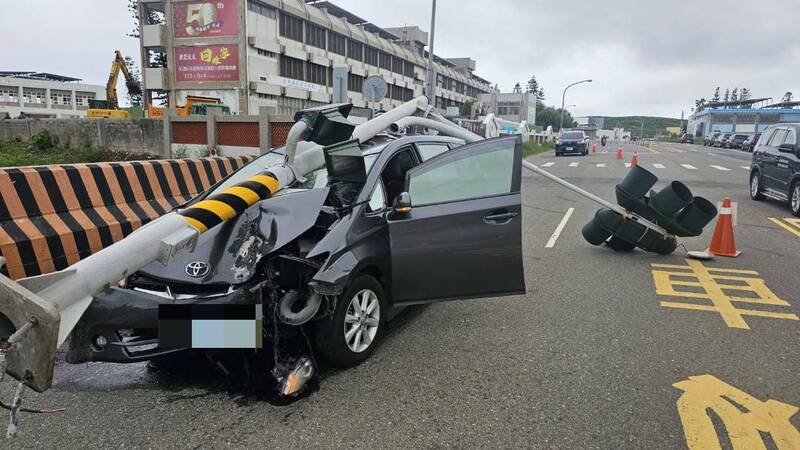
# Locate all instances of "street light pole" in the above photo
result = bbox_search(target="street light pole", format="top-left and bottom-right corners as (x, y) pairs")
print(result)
(426, 0), (437, 107)
(560, 79), (592, 132)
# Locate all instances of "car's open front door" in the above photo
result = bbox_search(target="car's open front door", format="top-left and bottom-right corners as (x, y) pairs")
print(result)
(387, 136), (525, 305)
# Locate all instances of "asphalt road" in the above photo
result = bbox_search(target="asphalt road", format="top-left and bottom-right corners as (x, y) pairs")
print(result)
(3, 141), (798, 448)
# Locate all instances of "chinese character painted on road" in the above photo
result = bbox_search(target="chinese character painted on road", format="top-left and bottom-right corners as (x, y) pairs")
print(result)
(674, 375), (799, 449)
(651, 259), (798, 329)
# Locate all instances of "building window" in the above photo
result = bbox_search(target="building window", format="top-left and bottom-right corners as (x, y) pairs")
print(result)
(497, 101), (520, 116)
(379, 51), (392, 71)
(392, 57), (404, 74)
(364, 46), (379, 66)
(248, 0), (276, 18)
(347, 40), (363, 61)
(348, 73), (364, 93)
(390, 84), (413, 101)
(306, 62), (327, 86)
(329, 31), (346, 56)
(0, 88), (19, 103)
(257, 48), (276, 58)
(280, 55), (305, 81)
(404, 60), (414, 78)
(279, 12), (304, 42)
(306, 23), (326, 49)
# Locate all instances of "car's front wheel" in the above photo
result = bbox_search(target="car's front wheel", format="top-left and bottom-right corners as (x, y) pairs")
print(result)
(313, 275), (386, 367)
(790, 182), (800, 217)
(750, 172), (765, 201)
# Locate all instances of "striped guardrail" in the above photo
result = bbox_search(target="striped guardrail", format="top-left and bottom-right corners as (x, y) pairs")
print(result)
(0, 156), (254, 280)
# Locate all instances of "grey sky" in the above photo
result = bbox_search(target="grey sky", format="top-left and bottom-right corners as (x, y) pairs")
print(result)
(3, 0), (798, 118)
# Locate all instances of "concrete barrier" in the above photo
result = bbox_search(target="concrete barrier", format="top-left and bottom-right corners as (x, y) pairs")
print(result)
(0, 156), (254, 279)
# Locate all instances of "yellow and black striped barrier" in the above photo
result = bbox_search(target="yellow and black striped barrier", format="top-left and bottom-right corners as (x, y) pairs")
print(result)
(179, 172), (281, 233)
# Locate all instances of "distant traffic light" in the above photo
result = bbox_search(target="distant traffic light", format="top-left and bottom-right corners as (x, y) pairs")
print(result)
(582, 166), (717, 254)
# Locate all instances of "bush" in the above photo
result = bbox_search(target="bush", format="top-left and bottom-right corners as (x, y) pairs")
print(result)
(28, 130), (54, 151)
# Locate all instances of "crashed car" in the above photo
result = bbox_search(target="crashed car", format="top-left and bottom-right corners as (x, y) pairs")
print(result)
(66, 126), (527, 388)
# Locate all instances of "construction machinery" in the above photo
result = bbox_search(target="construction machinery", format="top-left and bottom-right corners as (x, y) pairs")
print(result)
(147, 95), (230, 118)
(86, 51), (142, 119)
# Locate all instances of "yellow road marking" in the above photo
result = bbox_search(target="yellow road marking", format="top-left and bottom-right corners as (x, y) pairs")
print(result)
(651, 259), (798, 329)
(674, 374), (800, 450)
(770, 217), (800, 239)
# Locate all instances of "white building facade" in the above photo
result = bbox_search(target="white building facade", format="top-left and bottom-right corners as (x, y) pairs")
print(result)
(0, 72), (105, 119)
(138, 0), (496, 116)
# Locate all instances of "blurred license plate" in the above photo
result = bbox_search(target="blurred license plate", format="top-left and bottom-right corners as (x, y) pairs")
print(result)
(566, 147), (573, 151)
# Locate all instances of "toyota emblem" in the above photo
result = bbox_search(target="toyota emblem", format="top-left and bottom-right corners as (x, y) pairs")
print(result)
(185, 261), (210, 278)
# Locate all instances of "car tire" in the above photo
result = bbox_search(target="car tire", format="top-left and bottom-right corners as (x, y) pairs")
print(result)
(312, 274), (386, 367)
(790, 182), (800, 218)
(750, 172), (765, 201)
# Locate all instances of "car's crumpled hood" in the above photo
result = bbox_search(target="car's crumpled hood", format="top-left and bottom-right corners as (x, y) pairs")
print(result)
(136, 188), (329, 286)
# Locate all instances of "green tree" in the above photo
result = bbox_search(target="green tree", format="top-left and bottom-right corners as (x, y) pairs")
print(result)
(513, 82), (522, 94)
(535, 101), (575, 132)
(783, 91), (793, 103)
(459, 99), (475, 117)
(730, 87), (739, 103)
(723, 89), (730, 104)
(124, 56), (143, 107)
(711, 87), (720, 103)
(526, 75), (545, 101)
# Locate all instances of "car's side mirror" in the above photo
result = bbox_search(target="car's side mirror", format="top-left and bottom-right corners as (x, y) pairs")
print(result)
(393, 192), (412, 214)
(778, 143), (796, 154)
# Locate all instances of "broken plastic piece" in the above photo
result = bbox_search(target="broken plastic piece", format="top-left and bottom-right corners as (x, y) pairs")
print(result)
(280, 358), (315, 397)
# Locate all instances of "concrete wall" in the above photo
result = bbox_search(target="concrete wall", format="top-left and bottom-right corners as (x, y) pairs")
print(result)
(0, 119), (165, 156)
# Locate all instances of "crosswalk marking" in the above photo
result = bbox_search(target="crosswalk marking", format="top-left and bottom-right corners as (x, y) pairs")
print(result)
(542, 162), (555, 167)
(681, 164), (697, 170)
(711, 165), (731, 171)
(569, 162), (579, 167)
(596, 163), (606, 168)
(652, 163), (665, 169)
(740, 166), (750, 170)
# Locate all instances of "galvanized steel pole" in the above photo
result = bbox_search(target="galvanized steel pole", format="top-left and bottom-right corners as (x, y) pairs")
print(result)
(426, 0), (437, 107)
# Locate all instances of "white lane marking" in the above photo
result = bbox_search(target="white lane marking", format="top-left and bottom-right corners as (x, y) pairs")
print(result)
(740, 166), (750, 170)
(711, 165), (731, 171)
(625, 163), (632, 168)
(542, 162), (555, 167)
(569, 162), (579, 167)
(681, 164), (697, 170)
(545, 207), (575, 248)
(596, 163), (606, 168)
(652, 163), (666, 169)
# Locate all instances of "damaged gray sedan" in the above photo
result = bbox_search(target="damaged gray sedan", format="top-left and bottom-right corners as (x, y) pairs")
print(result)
(65, 110), (526, 395)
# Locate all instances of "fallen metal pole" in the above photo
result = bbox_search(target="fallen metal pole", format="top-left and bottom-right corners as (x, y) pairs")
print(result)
(520, 160), (672, 237)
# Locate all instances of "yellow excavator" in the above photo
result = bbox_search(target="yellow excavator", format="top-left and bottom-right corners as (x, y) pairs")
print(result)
(87, 51), (142, 119)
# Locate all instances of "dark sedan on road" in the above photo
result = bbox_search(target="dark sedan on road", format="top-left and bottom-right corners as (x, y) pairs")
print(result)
(67, 134), (527, 378)
(725, 134), (750, 150)
(741, 133), (761, 152)
(555, 131), (590, 156)
(750, 123), (800, 216)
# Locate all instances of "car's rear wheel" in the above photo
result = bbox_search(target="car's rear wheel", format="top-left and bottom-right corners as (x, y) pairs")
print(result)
(313, 275), (386, 367)
(750, 172), (765, 201)
(790, 182), (800, 217)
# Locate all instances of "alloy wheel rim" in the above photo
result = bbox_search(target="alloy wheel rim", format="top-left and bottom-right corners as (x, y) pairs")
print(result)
(343, 289), (380, 353)
(793, 185), (800, 212)
(751, 176), (759, 197)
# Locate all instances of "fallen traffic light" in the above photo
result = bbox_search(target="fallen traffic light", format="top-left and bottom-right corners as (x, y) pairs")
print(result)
(582, 166), (717, 254)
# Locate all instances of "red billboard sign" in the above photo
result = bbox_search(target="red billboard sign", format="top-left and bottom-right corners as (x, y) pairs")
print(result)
(173, 0), (239, 38)
(175, 45), (240, 82)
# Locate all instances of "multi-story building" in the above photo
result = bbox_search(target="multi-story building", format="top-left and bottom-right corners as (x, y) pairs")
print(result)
(688, 107), (800, 137)
(137, 0), (496, 117)
(0, 72), (105, 119)
(478, 92), (536, 124)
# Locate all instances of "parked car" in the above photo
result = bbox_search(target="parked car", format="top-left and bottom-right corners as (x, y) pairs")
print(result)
(741, 133), (761, 152)
(704, 132), (721, 146)
(555, 131), (590, 156)
(680, 133), (694, 144)
(66, 133), (527, 374)
(725, 134), (750, 150)
(714, 133), (731, 147)
(750, 124), (800, 216)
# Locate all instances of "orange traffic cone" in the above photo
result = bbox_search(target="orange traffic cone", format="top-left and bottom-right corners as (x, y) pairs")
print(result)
(592, 144), (597, 153)
(707, 198), (740, 257)
(616, 146), (623, 160)
(630, 151), (639, 167)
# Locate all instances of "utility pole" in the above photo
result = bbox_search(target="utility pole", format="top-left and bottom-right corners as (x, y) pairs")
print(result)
(426, 0), (437, 108)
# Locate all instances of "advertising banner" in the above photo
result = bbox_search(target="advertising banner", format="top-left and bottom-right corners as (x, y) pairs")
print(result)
(173, 0), (239, 38)
(175, 45), (240, 82)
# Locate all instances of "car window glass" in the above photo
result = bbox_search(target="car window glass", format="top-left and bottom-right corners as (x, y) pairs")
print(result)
(758, 129), (775, 147)
(364, 154), (379, 172)
(416, 143), (449, 161)
(769, 129), (787, 147)
(408, 139), (514, 206)
(299, 167), (329, 189)
(368, 181), (386, 212)
(785, 130), (797, 146)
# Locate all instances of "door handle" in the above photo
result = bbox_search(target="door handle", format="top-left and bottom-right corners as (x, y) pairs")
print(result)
(483, 211), (518, 224)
